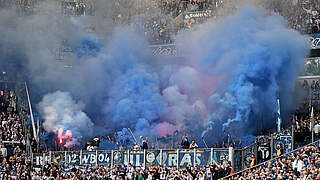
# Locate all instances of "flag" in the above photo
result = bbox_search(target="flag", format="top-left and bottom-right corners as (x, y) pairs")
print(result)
(310, 106), (314, 132)
(277, 98), (282, 133)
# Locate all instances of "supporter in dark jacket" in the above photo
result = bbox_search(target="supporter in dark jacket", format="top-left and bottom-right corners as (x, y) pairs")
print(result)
(140, 136), (148, 150)
(92, 136), (100, 148)
(181, 137), (190, 149)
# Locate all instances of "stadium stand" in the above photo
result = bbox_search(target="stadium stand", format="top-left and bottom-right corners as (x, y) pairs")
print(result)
(0, 0), (318, 44)
(30, 161), (234, 179)
(1, 0), (320, 179)
(224, 140), (320, 180)
(262, 0), (320, 34)
(0, 82), (34, 179)
(112, 0), (320, 44)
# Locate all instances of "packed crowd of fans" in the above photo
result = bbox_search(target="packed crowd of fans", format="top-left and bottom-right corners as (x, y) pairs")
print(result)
(158, 0), (217, 17)
(31, 161), (234, 179)
(263, 0), (320, 34)
(0, 0), (319, 44)
(304, 58), (320, 77)
(1, 0), (320, 178)
(292, 81), (320, 146)
(226, 142), (320, 180)
(0, 0), (35, 15)
(1, 82), (319, 180)
(0, 88), (33, 179)
(220, 79), (320, 179)
(61, 1), (91, 16)
(122, 0), (227, 44)
(113, 0), (320, 44)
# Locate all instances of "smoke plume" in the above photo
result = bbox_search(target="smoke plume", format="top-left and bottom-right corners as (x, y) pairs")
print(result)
(0, 0), (309, 148)
(176, 6), (308, 140)
(38, 91), (94, 147)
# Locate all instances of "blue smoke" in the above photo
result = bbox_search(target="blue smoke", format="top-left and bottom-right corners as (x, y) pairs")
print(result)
(1, 3), (308, 148)
(104, 67), (165, 137)
(40, 6), (308, 147)
(176, 6), (308, 140)
(75, 37), (103, 58)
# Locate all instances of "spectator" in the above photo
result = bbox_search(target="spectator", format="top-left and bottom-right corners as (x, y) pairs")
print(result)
(276, 144), (283, 157)
(315, 119), (320, 139)
(133, 141), (140, 150)
(92, 135), (100, 149)
(189, 139), (198, 149)
(181, 136), (190, 149)
(140, 136), (148, 150)
(227, 143), (320, 179)
(0, 87), (31, 179)
(292, 155), (304, 176)
(86, 142), (94, 151)
(250, 154), (256, 167)
(29, 159), (236, 179)
(0, 143), (6, 157)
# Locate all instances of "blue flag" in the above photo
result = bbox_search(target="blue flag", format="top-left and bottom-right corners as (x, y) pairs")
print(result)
(277, 99), (281, 133)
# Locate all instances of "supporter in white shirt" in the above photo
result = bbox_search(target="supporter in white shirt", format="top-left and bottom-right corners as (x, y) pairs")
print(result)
(86, 145), (94, 151)
(160, 170), (166, 180)
(314, 122), (320, 135)
(2, 118), (7, 127)
(127, 163), (134, 180)
(0, 144), (7, 157)
(133, 141), (140, 150)
(303, 5), (319, 18)
(147, 171), (153, 180)
(198, 172), (205, 180)
(190, 140), (198, 149)
(292, 155), (304, 173)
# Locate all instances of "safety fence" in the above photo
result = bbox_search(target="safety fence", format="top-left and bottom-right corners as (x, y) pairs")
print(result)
(32, 135), (292, 172)
(32, 135), (293, 174)
(222, 138), (320, 179)
(33, 148), (243, 171)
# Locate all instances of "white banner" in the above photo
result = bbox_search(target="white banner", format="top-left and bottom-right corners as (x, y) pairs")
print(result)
(184, 10), (213, 20)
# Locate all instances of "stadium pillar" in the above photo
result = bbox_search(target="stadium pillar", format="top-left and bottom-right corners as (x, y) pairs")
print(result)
(228, 147), (234, 167)
(127, 150), (130, 165)
(241, 148), (244, 169)
(292, 115), (295, 150)
(193, 149), (196, 166)
(111, 150), (114, 167)
(159, 149), (163, 166)
(143, 149), (146, 169)
(80, 150), (82, 165)
(176, 149), (179, 169)
(42, 153), (45, 172)
(96, 150), (98, 166)
(49, 151), (52, 164)
(311, 107), (315, 143)
(270, 136), (274, 158)
(210, 148), (213, 164)
(64, 151), (67, 165)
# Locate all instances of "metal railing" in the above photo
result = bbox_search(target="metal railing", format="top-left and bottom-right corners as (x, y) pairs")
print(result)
(31, 133), (295, 173)
(32, 147), (238, 170)
(221, 138), (320, 179)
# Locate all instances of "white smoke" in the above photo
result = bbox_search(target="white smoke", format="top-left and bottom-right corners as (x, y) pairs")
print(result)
(38, 91), (94, 147)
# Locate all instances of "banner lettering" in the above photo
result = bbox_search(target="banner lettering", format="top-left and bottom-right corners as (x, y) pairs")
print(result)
(311, 34), (320, 49)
